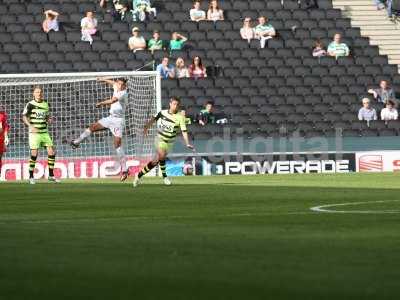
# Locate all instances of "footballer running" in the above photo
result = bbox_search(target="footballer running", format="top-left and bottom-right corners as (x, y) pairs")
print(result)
(133, 96), (194, 187)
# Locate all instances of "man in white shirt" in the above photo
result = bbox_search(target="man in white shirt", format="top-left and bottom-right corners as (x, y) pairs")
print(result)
(71, 78), (129, 181)
(190, 0), (206, 21)
(128, 27), (146, 52)
(381, 100), (398, 121)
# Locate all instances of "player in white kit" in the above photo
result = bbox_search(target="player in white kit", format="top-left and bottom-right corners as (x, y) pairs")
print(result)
(71, 77), (129, 181)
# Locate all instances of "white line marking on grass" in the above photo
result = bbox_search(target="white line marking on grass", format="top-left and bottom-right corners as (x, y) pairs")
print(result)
(310, 200), (400, 214)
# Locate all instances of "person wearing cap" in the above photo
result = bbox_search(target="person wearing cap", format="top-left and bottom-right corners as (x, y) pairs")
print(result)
(358, 98), (377, 122)
(148, 30), (165, 53)
(128, 27), (146, 52)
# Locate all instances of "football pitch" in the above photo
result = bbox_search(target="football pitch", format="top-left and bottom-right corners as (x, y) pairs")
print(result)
(1, 173), (400, 300)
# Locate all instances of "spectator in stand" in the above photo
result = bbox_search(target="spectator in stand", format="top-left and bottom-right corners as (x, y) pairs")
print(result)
(327, 33), (350, 58)
(381, 99), (398, 121)
(368, 80), (395, 104)
(148, 30), (165, 53)
(374, 1), (393, 18)
(169, 32), (188, 51)
(207, 0), (224, 21)
(190, 0), (206, 22)
(175, 57), (190, 78)
(198, 101), (216, 126)
(156, 57), (175, 79)
(42, 10), (60, 33)
(120, 3), (133, 22)
(240, 17), (254, 43)
(111, 0), (131, 20)
(0, 110), (9, 179)
(312, 39), (327, 57)
(128, 27), (146, 52)
(358, 98), (377, 122)
(81, 11), (98, 44)
(132, 0), (157, 22)
(254, 16), (276, 49)
(189, 56), (207, 79)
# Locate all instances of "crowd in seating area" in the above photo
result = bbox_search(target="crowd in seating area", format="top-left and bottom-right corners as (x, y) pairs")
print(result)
(1, 0), (400, 139)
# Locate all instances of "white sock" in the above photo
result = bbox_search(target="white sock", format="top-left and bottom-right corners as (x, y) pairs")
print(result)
(74, 129), (91, 144)
(116, 147), (127, 172)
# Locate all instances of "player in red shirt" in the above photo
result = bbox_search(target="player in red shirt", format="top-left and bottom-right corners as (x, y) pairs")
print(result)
(0, 111), (10, 178)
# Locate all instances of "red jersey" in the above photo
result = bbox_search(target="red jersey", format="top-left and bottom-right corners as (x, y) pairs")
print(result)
(0, 112), (8, 139)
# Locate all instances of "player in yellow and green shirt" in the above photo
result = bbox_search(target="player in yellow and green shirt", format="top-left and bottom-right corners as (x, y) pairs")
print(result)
(133, 97), (194, 187)
(22, 87), (59, 184)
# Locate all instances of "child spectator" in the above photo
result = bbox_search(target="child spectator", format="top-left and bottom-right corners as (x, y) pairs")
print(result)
(156, 57), (175, 79)
(381, 100), (398, 121)
(132, 0), (157, 22)
(358, 98), (377, 122)
(312, 39), (327, 57)
(175, 58), (190, 78)
(42, 10), (60, 33)
(198, 101), (216, 126)
(368, 80), (396, 104)
(240, 17), (254, 43)
(189, 56), (207, 79)
(190, 0), (206, 22)
(148, 30), (164, 53)
(207, 0), (224, 22)
(254, 16), (276, 49)
(327, 33), (350, 58)
(128, 27), (146, 52)
(81, 11), (98, 44)
(169, 32), (188, 51)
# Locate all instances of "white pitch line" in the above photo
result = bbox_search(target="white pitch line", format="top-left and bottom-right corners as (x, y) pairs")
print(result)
(310, 200), (400, 214)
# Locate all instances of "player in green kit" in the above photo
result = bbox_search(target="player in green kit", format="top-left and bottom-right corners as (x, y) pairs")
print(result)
(22, 87), (59, 184)
(133, 97), (194, 187)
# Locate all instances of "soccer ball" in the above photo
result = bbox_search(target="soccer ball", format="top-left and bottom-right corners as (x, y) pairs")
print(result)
(183, 163), (193, 176)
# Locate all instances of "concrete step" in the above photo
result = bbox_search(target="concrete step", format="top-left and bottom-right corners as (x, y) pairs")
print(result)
(357, 24), (399, 29)
(352, 20), (396, 26)
(362, 30), (400, 35)
(370, 39), (400, 45)
(380, 50), (400, 55)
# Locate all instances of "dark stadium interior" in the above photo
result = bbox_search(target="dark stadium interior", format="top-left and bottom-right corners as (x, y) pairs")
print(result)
(1, 0), (400, 140)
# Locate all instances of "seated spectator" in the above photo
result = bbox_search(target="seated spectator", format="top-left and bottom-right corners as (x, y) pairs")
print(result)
(368, 80), (395, 104)
(198, 101), (216, 126)
(42, 10), (60, 33)
(327, 33), (350, 58)
(156, 57), (175, 79)
(175, 58), (190, 78)
(128, 27), (146, 52)
(381, 99), (398, 121)
(132, 0), (157, 22)
(189, 56), (207, 79)
(240, 17), (254, 43)
(207, 0), (224, 22)
(148, 30), (164, 53)
(81, 11), (98, 44)
(190, 0), (206, 22)
(254, 16), (276, 49)
(312, 39), (327, 57)
(120, 3), (134, 22)
(358, 98), (377, 122)
(169, 32), (188, 51)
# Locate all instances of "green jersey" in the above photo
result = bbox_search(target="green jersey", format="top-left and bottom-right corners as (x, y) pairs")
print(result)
(148, 38), (163, 50)
(169, 39), (185, 51)
(327, 42), (349, 57)
(23, 99), (50, 133)
(254, 23), (274, 35)
(155, 110), (187, 144)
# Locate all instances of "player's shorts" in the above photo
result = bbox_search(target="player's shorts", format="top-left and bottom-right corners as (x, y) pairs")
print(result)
(98, 116), (124, 138)
(157, 140), (173, 153)
(29, 132), (54, 150)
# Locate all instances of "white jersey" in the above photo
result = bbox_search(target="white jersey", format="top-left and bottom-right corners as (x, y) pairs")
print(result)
(109, 84), (128, 118)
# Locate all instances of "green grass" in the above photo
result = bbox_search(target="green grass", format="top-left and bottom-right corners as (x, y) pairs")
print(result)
(1, 173), (400, 300)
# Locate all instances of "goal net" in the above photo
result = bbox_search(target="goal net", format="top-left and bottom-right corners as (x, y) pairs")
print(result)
(0, 71), (161, 181)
